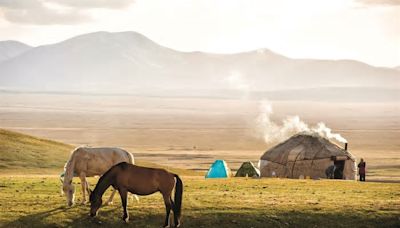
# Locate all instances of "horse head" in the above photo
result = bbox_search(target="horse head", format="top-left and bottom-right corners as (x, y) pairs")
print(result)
(89, 188), (102, 217)
(63, 180), (75, 206)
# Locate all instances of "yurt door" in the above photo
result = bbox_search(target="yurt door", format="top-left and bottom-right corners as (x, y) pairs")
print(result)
(333, 160), (345, 179)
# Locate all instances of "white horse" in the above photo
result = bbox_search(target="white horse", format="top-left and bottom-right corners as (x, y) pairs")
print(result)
(62, 147), (135, 206)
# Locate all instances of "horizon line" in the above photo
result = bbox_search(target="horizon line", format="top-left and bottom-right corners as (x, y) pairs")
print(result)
(1, 30), (399, 69)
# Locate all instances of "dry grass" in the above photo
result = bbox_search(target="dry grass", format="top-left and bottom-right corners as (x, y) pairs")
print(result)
(0, 129), (73, 170)
(0, 129), (199, 176)
(0, 176), (399, 227)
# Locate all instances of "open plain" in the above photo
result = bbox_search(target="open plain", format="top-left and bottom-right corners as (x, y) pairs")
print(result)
(1, 92), (399, 180)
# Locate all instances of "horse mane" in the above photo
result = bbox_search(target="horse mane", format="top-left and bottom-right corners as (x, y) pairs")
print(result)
(96, 162), (128, 185)
(63, 147), (82, 185)
(96, 163), (115, 185)
(92, 162), (126, 198)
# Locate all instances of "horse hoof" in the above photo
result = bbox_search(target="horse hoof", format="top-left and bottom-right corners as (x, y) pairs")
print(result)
(123, 217), (129, 223)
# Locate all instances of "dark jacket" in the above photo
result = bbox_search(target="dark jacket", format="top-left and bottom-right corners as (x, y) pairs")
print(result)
(358, 162), (366, 174)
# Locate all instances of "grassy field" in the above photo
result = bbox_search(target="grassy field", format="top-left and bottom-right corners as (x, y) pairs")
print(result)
(0, 176), (399, 228)
(0, 129), (399, 227)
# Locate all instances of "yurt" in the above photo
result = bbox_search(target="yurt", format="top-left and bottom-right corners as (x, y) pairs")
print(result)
(259, 133), (356, 180)
(235, 161), (260, 177)
(205, 160), (231, 178)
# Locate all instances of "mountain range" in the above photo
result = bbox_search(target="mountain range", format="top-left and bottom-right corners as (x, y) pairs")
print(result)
(0, 41), (32, 63)
(0, 31), (399, 101)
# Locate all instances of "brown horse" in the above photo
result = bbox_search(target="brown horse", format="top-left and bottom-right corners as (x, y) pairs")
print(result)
(89, 162), (183, 228)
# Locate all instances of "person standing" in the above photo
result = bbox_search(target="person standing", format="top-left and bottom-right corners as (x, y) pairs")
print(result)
(358, 158), (366, 181)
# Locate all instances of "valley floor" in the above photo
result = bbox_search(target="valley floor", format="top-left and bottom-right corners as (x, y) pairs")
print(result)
(1, 93), (400, 182)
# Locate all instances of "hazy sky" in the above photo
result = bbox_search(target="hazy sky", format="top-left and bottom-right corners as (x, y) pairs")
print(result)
(0, 0), (399, 67)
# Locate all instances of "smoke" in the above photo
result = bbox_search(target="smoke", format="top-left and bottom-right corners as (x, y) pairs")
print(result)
(312, 122), (347, 143)
(224, 71), (253, 96)
(256, 100), (347, 144)
(225, 71), (250, 91)
(223, 73), (348, 144)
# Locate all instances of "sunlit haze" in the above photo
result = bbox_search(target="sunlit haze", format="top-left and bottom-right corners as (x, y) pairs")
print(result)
(0, 0), (399, 67)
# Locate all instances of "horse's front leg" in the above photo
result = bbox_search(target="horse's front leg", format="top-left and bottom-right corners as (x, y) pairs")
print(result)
(85, 180), (91, 196)
(118, 188), (129, 223)
(79, 174), (87, 204)
(105, 188), (117, 205)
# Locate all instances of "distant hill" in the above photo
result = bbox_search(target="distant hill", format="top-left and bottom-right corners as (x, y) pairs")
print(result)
(0, 129), (198, 175)
(0, 31), (398, 98)
(0, 41), (32, 63)
(0, 129), (73, 171)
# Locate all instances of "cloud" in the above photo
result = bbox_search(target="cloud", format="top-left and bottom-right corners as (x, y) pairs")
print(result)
(0, 0), (89, 25)
(357, 0), (400, 6)
(0, 0), (135, 25)
(56, 0), (135, 9)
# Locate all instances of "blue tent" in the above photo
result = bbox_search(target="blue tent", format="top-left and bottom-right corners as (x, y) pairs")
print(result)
(205, 160), (231, 178)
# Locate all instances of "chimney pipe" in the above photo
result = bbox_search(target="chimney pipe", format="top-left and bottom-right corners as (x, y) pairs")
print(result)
(345, 143), (348, 151)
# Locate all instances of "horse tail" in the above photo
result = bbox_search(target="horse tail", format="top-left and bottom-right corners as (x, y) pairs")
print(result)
(126, 151), (135, 164)
(173, 174), (183, 220)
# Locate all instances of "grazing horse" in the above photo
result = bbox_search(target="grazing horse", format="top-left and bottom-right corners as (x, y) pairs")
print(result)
(89, 162), (183, 228)
(325, 165), (336, 179)
(62, 147), (134, 206)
